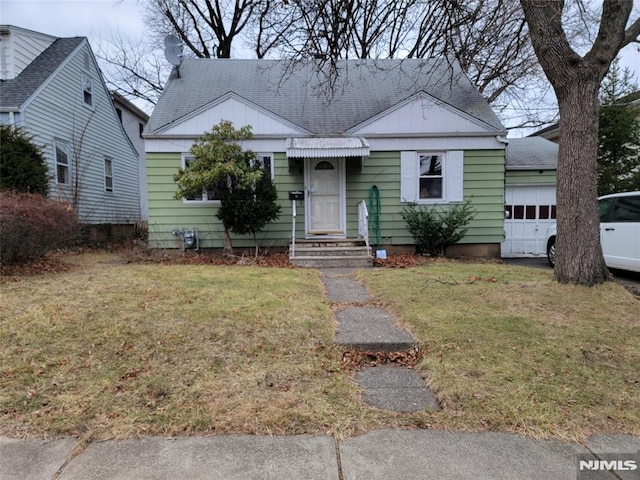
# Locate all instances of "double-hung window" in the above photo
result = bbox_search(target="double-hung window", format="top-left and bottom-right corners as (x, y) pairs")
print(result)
(82, 75), (94, 108)
(181, 154), (218, 203)
(400, 150), (464, 204)
(104, 157), (113, 192)
(54, 140), (71, 185)
(419, 154), (444, 200)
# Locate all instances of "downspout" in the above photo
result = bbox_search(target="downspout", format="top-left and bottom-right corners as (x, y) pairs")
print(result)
(9, 111), (15, 125)
(497, 134), (509, 244)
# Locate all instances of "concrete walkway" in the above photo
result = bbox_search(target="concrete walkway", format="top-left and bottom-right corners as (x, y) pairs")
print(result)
(2, 432), (638, 480)
(320, 268), (439, 412)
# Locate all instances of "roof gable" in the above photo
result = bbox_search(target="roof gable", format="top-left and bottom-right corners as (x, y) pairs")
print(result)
(155, 92), (309, 136)
(348, 92), (502, 136)
(148, 59), (505, 137)
(0, 37), (84, 111)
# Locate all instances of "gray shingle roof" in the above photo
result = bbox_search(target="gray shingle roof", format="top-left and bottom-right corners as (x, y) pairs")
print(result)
(506, 137), (558, 169)
(147, 58), (505, 135)
(0, 37), (84, 111)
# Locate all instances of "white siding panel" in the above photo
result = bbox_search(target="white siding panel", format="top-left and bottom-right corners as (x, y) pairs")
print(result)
(367, 136), (505, 152)
(23, 42), (140, 224)
(146, 137), (287, 154)
(350, 95), (497, 136)
(0, 27), (56, 79)
(160, 96), (307, 136)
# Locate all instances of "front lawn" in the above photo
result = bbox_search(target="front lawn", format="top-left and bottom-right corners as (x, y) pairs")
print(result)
(358, 262), (640, 441)
(1, 253), (638, 442)
(0, 253), (426, 439)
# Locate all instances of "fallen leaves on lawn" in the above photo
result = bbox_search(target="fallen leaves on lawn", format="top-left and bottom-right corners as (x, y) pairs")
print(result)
(373, 254), (428, 268)
(465, 276), (498, 283)
(0, 250), (73, 277)
(340, 346), (423, 370)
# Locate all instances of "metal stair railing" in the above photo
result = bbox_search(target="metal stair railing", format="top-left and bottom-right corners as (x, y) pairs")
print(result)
(357, 200), (371, 256)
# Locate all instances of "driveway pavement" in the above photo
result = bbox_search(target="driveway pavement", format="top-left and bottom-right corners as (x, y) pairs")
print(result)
(502, 257), (640, 295)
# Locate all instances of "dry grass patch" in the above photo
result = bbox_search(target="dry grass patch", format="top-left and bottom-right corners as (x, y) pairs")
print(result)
(358, 262), (640, 441)
(0, 253), (438, 439)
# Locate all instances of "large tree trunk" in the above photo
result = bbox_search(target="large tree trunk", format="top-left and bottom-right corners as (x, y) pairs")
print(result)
(555, 80), (609, 285)
(519, 0), (639, 285)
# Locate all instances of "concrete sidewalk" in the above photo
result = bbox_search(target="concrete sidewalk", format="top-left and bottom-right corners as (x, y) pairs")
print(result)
(2, 431), (639, 480)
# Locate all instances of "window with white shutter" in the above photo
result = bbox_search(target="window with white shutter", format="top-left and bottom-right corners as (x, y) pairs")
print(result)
(400, 150), (464, 203)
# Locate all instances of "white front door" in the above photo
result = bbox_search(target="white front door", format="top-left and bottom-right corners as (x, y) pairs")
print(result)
(305, 158), (345, 236)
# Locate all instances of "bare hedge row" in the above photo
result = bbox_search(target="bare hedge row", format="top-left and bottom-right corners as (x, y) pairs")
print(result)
(0, 192), (79, 265)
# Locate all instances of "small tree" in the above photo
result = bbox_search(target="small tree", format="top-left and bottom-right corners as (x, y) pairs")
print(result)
(597, 60), (640, 196)
(400, 199), (476, 257)
(0, 124), (49, 195)
(173, 121), (266, 255)
(217, 162), (281, 256)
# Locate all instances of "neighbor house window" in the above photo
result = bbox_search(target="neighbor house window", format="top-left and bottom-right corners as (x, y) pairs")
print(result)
(181, 154), (218, 203)
(82, 75), (93, 107)
(104, 157), (113, 192)
(419, 153), (444, 200)
(54, 140), (71, 185)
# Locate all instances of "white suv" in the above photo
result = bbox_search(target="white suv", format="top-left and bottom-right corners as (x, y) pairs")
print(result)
(545, 191), (640, 273)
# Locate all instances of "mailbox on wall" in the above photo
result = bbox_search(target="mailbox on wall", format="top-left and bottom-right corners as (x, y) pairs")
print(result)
(288, 190), (304, 201)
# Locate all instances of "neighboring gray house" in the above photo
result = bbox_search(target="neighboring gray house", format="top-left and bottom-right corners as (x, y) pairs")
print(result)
(0, 25), (141, 227)
(502, 137), (558, 257)
(112, 91), (149, 221)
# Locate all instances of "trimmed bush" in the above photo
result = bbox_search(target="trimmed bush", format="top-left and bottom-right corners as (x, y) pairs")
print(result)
(400, 199), (476, 256)
(0, 124), (49, 195)
(0, 192), (79, 265)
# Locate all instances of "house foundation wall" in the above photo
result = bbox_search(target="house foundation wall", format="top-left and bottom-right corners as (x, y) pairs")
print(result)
(381, 243), (501, 259)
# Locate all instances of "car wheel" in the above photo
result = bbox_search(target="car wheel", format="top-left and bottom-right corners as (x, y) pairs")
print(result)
(547, 237), (556, 267)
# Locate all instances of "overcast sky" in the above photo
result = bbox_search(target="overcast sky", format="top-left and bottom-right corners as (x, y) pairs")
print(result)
(2, 0), (638, 68)
(1, 0), (639, 132)
(1, 0), (145, 41)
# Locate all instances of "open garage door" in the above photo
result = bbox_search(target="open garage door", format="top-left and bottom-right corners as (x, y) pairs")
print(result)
(501, 185), (556, 257)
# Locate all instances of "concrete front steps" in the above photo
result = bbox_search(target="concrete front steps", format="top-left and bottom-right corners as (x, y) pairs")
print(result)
(289, 239), (373, 268)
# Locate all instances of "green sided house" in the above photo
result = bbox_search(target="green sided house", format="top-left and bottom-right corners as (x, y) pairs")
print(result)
(145, 58), (509, 265)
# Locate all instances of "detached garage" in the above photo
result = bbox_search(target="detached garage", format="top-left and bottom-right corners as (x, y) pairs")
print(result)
(501, 137), (558, 257)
